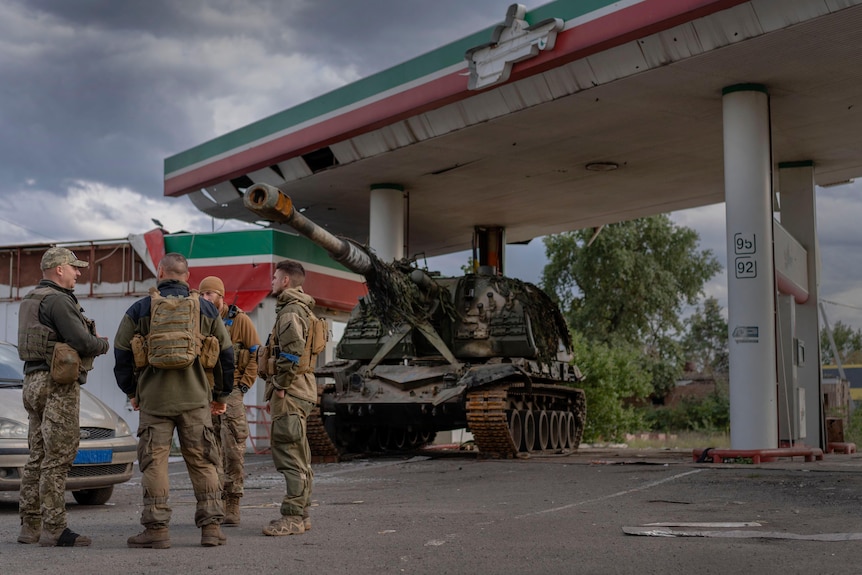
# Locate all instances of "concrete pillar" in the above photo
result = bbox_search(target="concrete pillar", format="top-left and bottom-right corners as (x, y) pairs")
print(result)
(723, 84), (778, 449)
(777, 161), (822, 447)
(369, 184), (406, 262)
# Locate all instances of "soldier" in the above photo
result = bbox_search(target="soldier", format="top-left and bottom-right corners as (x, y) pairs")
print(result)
(114, 253), (234, 549)
(261, 260), (320, 536)
(198, 275), (262, 525)
(17, 247), (110, 547)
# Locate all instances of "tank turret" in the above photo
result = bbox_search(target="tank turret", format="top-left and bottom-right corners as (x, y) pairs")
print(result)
(244, 183), (586, 458)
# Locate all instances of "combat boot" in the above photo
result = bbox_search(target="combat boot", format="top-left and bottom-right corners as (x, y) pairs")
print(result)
(127, 527), (171, 549)
(302, 510), (311, 532)
(262, 515), (305, 536)
(17, 519), (41, 544)
(201, 523), (227, 547)
(223, 494), (241, 525)
(39, 527), (92, 547)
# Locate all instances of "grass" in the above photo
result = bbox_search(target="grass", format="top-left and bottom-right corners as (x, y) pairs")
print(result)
(624, 430), (731, 450)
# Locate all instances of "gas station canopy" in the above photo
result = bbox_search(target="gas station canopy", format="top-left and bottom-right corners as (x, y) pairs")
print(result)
(165, 0), (862, 258)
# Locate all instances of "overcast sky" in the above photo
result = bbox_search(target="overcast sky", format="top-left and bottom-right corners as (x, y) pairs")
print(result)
(1, 0), (861, 333)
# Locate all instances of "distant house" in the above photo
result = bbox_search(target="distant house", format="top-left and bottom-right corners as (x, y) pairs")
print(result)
(822, 365), (862, 402)
(667, 370), (718, 406)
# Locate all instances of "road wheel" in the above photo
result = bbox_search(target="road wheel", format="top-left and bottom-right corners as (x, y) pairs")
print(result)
(508, 410), (523, 451)
(521, 410), (535, 453)
(535, 410), (549, 451)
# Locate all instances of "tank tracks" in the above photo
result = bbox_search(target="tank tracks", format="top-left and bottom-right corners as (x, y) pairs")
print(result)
(308, 407), (340, 463)
(466, 384), (586, 458)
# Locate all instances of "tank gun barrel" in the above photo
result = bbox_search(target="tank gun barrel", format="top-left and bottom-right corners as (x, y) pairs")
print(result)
(243, 183), (372, 275)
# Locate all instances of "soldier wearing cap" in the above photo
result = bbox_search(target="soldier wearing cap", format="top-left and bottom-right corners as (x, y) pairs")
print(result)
(16, 247), (110, 547)
(198, 275), (262, 525)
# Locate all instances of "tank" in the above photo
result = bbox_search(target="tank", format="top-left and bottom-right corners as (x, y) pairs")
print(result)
(244, 183), (586, 458)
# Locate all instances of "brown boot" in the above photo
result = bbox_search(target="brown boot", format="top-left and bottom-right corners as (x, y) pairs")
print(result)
(39, 527), (92, 547)
(201, 523), (226, 547)
(223, 495), (241, 526)
(302, 511), (311, 532)
(127, 527), (171, 549)
(262, 515), (305, 536)
(17, 520), (41, 544)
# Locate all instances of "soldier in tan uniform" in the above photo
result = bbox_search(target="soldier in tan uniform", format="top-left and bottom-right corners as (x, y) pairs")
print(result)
(17, 247), (110, 547)
(199, 275), (262, 525)
(262, 260), (318, 536)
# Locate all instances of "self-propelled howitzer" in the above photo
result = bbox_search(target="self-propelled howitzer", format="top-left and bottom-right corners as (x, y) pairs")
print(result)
(244, 183), (586, 458)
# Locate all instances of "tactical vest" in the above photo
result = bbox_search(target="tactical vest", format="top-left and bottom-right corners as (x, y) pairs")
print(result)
(18, 287), (58, 361)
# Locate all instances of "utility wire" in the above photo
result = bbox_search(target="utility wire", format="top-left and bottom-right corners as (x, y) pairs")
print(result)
(821, 299), (862, 312)
(0, 214), (60, 242)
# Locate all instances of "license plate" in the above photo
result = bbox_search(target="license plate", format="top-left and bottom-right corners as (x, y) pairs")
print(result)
(73, 449), (112, 464)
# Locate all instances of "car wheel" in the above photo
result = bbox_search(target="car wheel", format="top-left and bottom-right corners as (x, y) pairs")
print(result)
(72, 485), (114, 505)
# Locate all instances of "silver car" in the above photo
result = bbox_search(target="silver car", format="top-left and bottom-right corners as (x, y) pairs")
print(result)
(0, 341), (137, 504)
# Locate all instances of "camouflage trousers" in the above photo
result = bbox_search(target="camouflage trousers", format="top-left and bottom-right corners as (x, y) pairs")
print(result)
(137, 406), (224, 528)
(270, 393), (314, 517)
(19, 370), (80, 533)
(212, 388), (249, 497)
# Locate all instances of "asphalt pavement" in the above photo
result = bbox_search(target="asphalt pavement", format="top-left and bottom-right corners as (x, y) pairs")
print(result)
(2, 447), (862, 575)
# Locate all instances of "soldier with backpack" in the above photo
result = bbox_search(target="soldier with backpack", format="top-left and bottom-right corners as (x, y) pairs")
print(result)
(113, 252), (235, 549)
(260, 260), (327, 536)
(198, 275), (262, 526)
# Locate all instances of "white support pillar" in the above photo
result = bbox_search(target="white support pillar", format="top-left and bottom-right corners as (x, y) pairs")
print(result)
(369, 184), (406, 262)
(723, 84), (778, 449)
(777, 161), (822, 447)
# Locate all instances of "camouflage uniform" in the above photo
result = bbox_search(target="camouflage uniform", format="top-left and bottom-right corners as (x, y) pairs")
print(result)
(18, 270), (109, 544)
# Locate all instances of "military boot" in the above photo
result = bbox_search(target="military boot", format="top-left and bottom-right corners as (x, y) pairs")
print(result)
(201, 523), (227, 547)
(39, 527), (92, 547)
(223, 495), (241, 525)
(302, 510), (311, 532)
(17, 519), (41, 544)
(262, 515), (305, 536)
(127, 527), (171, 549)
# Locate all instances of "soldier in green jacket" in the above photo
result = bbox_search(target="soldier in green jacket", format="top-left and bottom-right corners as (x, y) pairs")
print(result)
(114, 253), (234, 549)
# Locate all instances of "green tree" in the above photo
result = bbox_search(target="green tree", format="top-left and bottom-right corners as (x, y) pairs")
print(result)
(541, 215), (721, 401)
(820, 320), (862, 365)
(541, 216), (721, 346)
(681, 296), (729, 374)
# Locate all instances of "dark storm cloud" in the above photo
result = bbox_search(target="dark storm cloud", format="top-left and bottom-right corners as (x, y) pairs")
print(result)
(0, 0), (529, 202)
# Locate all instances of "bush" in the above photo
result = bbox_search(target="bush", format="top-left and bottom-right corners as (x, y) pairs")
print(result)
(644, 387), (729, 433)
(571, 332), (653, 443)
(844, 404), (862, 446)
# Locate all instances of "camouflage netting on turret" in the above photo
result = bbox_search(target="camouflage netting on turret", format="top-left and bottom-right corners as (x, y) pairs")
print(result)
(355, 241), (454, 329)
(500, 276), (573, 368)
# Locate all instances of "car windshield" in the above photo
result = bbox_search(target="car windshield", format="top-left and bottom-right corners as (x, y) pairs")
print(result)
(0, 343), (25, 386)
